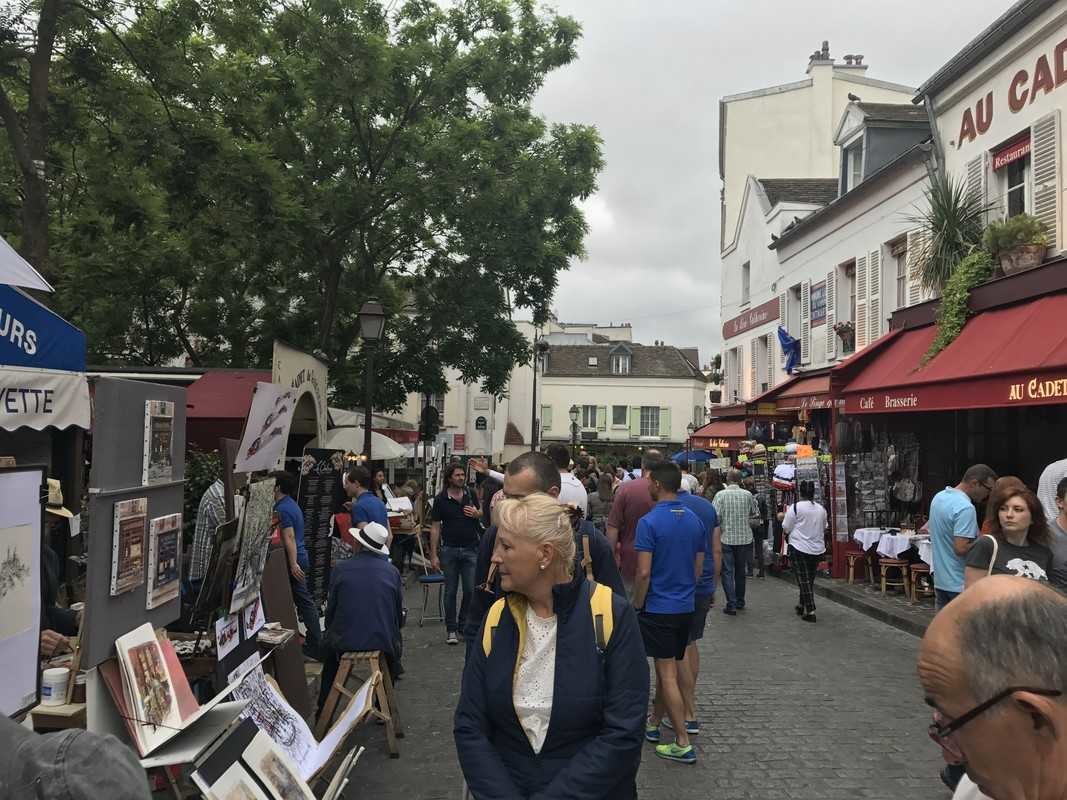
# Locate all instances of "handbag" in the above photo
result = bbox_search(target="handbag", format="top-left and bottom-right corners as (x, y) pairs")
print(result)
(982, 533), (999, 577)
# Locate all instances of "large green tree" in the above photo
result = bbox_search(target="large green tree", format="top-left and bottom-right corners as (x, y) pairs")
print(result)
(0, 0), (603, 410)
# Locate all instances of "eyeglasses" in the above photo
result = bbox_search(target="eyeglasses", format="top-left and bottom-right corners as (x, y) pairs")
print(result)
(928, 687), (1062, 759)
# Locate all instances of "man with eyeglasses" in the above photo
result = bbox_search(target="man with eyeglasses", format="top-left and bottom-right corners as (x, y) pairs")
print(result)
(918, 576), (1067, 800)
(462, 451), (625, 656)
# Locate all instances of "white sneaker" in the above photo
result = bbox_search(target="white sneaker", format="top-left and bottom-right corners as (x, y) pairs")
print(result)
(446, 631), (459, 646)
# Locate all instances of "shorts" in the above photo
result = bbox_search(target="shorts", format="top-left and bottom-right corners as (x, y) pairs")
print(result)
(688, 594), (713, 643)
(638, 611), (693, 661)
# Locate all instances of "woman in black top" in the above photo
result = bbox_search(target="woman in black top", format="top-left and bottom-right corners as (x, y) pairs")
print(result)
(965, 478), (1053, 587)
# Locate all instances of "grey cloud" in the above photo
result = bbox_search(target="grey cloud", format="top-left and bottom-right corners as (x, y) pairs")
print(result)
(532, 0), (1014, 366)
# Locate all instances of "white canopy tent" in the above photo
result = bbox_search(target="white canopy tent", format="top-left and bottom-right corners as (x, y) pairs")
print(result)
(0, 235), (53, 293)
(307, 425), (407, 460)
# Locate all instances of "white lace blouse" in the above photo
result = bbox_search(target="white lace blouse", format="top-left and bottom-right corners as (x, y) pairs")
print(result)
(513, 606), (558, 754)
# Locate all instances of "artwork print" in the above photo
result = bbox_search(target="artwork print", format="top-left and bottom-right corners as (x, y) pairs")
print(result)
(142, 400), (175, 485)
(243, 730), (314, 800)
(146, 513), (182, 609)
(208, 763), (269, 800)
(242, 594), (265, 637)
(229, 480), (275, 613)
(128, 640), (174, 727)
(234, 383), (298, 473)
(111, 498), (147, 596)
(228, 656), (316, 773)
(0, 524), (35, 641)
(215, 613), (240, 659)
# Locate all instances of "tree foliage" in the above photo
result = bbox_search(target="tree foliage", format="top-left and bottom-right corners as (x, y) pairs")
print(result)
(0, 0), (603, 410)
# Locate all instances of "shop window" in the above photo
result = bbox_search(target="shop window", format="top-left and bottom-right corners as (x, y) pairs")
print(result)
(581, 404), (597, 429)
(612, 405), (628, 426)
(640, 406), (660, 437)
(1005, 155), (1030, 218)
(741, 262), (751, 305)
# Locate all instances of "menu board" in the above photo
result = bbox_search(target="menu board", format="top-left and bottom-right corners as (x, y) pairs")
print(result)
(297, 449), (346, 606)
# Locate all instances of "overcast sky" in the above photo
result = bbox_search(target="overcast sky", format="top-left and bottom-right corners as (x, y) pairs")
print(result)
(529, 0), (1013, 368)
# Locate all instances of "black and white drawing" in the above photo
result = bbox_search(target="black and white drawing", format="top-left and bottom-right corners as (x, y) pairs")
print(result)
(228, 656), (315, 774)
(229, 480), (275, 613)
(0, 525), (34, 640)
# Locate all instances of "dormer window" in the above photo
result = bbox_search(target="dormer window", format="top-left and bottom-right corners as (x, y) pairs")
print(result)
(588, 356), (598, 367)
(611, 354), (630, 375)
(844, 140), (864, 192)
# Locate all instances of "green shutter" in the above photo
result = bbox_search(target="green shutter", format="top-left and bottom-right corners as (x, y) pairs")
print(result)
(596, 406), (607, 431)
(659, 407), (671, 439)
(541, 405), (552, 431)
(629, 406), (641, 437)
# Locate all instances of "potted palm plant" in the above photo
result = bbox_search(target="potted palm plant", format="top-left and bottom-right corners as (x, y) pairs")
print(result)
(982, 214), (1048, 275)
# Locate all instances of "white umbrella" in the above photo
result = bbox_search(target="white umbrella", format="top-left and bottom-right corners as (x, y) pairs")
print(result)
(308, 425), (407, 460)
(0, 235), (52, 292)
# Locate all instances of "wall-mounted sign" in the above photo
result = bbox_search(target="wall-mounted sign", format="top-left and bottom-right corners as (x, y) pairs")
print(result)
(475, 416), (487, 430)
(844, 371), (1067, 414)
(810, 281), (827, 327)
(993, 136), (1031, 170)
(722, 297), (780, 340)
(453, 434), (466, 451)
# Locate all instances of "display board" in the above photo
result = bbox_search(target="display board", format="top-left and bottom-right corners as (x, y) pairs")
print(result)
(0, 465), (45, 718)
(83, 377), (187, 668)
(296, 449), (345, 607)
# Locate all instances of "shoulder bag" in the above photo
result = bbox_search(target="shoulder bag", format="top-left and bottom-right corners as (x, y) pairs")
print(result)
(981, 533), (999, 577)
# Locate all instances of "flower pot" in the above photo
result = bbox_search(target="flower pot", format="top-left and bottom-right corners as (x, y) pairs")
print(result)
(1000, 243), (1047, 275)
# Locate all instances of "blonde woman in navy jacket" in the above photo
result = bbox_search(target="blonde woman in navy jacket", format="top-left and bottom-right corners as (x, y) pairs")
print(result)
(454, 493), (649, 800)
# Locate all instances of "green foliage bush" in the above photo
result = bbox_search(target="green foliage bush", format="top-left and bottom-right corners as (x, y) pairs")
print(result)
(922, 251), (994, 365)
(981, 214), (1048, 257)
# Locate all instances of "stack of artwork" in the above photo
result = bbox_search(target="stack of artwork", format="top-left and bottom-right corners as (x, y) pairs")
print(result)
(192, 717), (318, 800)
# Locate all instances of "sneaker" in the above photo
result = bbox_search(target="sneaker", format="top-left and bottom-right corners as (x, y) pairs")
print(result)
(446, 631), (458, 646)
(655, 743), (696, 764)
(644, 721), (661, 743)
(802, 613), (817, 623)
(723, 606), (736, 616)
(662, 718), (700, 735)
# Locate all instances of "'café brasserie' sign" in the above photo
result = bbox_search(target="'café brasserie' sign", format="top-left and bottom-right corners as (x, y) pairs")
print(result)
(722, 297), (780, 340)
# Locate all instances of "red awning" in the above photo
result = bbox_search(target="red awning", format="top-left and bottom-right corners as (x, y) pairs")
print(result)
(841, 293), (1067, 413)
(186, 370), (272, 419)
(752, 373), (836, 411)
(691, 419), (747, 450)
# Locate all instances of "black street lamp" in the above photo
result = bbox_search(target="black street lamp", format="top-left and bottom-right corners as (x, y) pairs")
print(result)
(358, 299), (386, 462)
(530, 335), (549, 450)
(568, 404), (580, 462)
(686, 421), (696, 464)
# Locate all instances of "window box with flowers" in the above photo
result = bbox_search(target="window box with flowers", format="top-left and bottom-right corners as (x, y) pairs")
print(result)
(833, 320), (855, 354)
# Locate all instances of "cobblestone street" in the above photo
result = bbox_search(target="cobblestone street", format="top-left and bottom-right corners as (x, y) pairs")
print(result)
(341, 574), (946, 800)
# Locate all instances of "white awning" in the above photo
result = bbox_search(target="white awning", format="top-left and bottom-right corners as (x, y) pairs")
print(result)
(307, 426), (407, 460)
(0, 366), (89, 431)
(0, 236), (53, 292)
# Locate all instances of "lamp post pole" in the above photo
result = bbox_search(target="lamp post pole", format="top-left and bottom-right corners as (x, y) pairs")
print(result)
(686, 421), (696, 465)
(569, 404), (580, 463)
(531, 335), (547, 450)
(358, 299), (386, 463)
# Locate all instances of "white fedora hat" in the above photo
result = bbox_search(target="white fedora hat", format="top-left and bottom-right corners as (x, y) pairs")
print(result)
(350, 521), (390, 556)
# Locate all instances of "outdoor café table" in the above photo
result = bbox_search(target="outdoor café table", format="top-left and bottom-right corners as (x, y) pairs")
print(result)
(876, 532), (913, 559)
(912, 536), (933, 568)
(853, 527), (887, 550)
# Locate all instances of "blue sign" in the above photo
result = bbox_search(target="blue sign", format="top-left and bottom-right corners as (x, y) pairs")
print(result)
(0, 284), (86, 371)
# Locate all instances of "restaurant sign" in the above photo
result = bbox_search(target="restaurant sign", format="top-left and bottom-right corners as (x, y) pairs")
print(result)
(722, 297), (780, 340)
(845, 371), (1067, 414)
(693, 437), (736, 450)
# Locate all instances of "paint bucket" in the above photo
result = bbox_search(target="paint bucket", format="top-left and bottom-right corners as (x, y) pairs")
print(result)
(41, 668), (69, 706)
(71, 672), (86, 704)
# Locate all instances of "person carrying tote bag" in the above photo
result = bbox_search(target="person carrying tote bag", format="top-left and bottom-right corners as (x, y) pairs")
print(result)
(964, 479), (1052, 589)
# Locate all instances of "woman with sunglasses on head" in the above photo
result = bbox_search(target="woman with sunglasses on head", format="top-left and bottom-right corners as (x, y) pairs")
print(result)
(782, 480), (827, 622)
(964, 478), (1052, 589)
(454, 493), (648, 800)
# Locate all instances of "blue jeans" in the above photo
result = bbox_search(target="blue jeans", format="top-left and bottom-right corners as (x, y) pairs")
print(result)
(441, 544), (478, 634)
(935, 589), (960, 611)
(291, 553), (322, 650)
(721, 543), (753, 609)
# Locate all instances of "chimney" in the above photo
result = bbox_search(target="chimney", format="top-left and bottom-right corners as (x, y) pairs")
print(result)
(837, 52), (868, 72)
(807, 40), (835, 72)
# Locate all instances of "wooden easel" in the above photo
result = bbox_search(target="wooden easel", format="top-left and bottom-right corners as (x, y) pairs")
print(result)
(315, 651), (404, 757)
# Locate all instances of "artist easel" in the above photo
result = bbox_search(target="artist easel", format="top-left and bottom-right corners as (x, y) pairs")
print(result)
(315, 651), (404, 757)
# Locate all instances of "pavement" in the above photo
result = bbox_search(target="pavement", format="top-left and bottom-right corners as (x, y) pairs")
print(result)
(337, 574), (948, 800)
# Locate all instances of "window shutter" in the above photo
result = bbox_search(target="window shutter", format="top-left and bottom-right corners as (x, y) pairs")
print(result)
(749, 338), (758, 398)
(825, 269), (837, 360)
(906, 228), (925, 306)
(1032, 110), (1061, 252)
(766, 334), (775, 389)
(965, 153), (987, 216)
(541, 405), (552, 432)
(596, 406), (607, 431)
(855, 254), (869, 350)
(629, 406), (641, 438)
(659, 407), (670, 439)
(778, 292), (787, 362)
(800, 280), (811, 364)
(868, 248), (882, 343)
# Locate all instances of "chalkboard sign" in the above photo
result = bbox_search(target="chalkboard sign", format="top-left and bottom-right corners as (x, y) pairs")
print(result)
(297, 448), (346, 607)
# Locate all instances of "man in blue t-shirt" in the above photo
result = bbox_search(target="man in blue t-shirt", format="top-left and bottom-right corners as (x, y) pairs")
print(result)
(274, 471), (322, 660)
(675, 486), (720, 735)
(929, 464), (996, 610)
(344, 465), (390, 529)
(634, 461), (706, 766)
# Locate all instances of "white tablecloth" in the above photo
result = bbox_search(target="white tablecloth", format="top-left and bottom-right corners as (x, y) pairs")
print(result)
(853, 528), (887, 550)
(877, 533), (914, 559)
(914, 537), (933, 568)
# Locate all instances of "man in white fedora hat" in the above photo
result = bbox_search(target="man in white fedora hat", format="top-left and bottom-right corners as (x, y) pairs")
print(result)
(316, 521), (405, 716)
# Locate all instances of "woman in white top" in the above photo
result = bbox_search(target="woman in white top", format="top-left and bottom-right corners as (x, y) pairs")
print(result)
(782, 480), (827, 623)
(454, 493), (648, 799)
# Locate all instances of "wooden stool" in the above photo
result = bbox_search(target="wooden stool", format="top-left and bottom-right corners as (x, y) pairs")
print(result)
(317, 650), (404, 757)
(909, 563), (934, 603)
(846, 550), (875, 585)
(879, 558), (911, 597)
